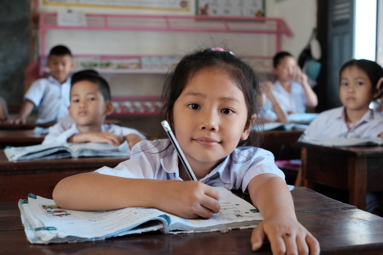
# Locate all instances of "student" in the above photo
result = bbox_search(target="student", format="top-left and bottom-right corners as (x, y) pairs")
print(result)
(257, 81), (288, 123)
(0, 96), (8, 122)
(304, 59), (383, 140)
(43, 70), (145, 149)
(302, 59), (383, 213)
(7, 45), (73, 124)
(270, 51), (318, 115)
(53, 48), (320, 255)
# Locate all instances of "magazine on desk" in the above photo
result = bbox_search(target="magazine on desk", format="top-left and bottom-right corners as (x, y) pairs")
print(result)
(4, 141), (130, 161)
(18, 186), (263, 244)
(299, 134), (383, 147)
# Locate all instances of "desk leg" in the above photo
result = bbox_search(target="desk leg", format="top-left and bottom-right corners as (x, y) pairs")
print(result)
(348, 158), (367, 210)
(300, 148), (315, 189)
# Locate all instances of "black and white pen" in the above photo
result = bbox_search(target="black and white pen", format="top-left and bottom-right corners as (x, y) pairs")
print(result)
(161, 120), (198, 181)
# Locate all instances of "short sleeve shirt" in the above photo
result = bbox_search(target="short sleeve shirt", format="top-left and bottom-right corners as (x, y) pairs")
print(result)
(304, 107), (383, 139)
(24, 76), (71, 123)
(95, 139), (285, 192)
(272, 80), (306, 114)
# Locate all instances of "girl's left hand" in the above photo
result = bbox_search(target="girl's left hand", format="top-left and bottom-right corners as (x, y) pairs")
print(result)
(251, 216), (320, 255)
(295, 67), (308, 85)
(125, 134), (143, 149)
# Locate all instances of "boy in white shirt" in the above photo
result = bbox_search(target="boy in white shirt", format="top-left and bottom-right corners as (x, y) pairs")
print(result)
(43, 70), (145, 149)
(7, 45), (73, 124)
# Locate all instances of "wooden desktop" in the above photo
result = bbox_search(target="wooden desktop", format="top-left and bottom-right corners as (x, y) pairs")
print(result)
(299, 142), (383, 210)
(1, 187), (383, 254)
(0, 150), (128, 201)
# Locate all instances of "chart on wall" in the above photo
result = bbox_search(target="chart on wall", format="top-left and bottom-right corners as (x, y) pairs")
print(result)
(196, 0), (265, 17)
(43, 0), (190, 11)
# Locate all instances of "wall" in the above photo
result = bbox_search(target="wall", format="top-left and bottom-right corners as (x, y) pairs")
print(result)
(0, 0), (317, 103)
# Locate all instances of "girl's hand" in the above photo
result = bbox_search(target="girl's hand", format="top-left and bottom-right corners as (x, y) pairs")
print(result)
(124, 134), (143, 149)
(153, 180), (220, 219)
(251, 217), (320, 255)
(295, 67), (308, 85)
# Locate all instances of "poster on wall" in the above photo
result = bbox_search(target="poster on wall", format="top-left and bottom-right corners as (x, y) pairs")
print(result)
(196, 0), (265, 17)
(43, 0), (190, 12)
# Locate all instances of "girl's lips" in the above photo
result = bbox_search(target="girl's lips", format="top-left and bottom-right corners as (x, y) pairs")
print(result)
(193, 137), (220, 146)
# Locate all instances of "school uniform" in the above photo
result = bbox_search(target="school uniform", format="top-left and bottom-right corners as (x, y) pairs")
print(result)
(42, 121), (146, 145)
(95, 139), (285, 192)
(304, 107), (383, 140)
(258, 99), (278, 122)
(272, 80), (306, 114)
(24, 76), (71, 123)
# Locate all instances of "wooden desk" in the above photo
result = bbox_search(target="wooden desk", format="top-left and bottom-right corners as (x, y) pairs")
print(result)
(259, 130), (303, 160)
(0, 151), (128, 201)
(299, 142), (383, 210)
(0, 130), (46, 148)
(0, 122), (53, 130)
(2, 187), (383, 254)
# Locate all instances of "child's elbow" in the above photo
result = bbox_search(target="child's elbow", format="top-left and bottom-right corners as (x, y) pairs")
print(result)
(52, 180), (69, 207)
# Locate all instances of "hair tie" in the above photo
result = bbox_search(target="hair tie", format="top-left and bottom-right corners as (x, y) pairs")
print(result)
(211, 47), (235, 55)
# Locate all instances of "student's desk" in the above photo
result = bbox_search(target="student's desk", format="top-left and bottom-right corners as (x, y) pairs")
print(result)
(2, 187), (383, 254)
(0, 151), (128, 201)
(259, 130), (303, 160)
(299, 142), (383, 210)
(0, 130), (46, 148)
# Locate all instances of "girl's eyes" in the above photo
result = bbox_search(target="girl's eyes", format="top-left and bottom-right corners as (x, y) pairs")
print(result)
(221, 108), (234, 114)
(187, 103), (200, 110)
(87, 97), (96, 101)
(357, 81), (364, 86)
(72, 99), (79, 103)
(340, 82), (348, 86)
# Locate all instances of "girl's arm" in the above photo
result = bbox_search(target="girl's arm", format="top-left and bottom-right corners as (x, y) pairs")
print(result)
(53, 172), (220, 219)
(261, 81), (288, 123)
(296, 69), (318, 108)
(248, 173), (320, 254)
(124, 133), (143, 149)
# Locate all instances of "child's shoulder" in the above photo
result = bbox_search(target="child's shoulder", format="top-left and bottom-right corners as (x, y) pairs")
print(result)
(131, 139), (172, 155)
(231, 146), (274, 162)
(316, 106), (343, 119)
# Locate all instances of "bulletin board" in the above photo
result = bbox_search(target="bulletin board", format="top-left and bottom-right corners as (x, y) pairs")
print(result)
(196, 0), (265, 17)
(43, 0), (190, 12)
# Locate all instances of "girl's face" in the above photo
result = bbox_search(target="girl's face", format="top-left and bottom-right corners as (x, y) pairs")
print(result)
(339, 66), (375, 112)
(69, 81), (112, 128)
(273, 56), (297, 82)
(172, 67), (252, 178)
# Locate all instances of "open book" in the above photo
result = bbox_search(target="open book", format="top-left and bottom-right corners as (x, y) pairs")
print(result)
(18, 186), (263, 244)
(257, 122), (309, 131)
(4, 141), (130, 161)
(299, 134), (383, 147)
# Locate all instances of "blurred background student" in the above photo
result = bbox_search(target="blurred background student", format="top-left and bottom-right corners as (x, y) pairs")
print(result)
(6, 45), (73, 124)
(0, 96), (8, 122)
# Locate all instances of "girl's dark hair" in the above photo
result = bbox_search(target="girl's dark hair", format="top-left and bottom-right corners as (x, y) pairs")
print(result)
(272, 51), (293, 68)
(71, 69), (111, 102)
(160, 48), (260, 147)
(339, 59), (383, 99)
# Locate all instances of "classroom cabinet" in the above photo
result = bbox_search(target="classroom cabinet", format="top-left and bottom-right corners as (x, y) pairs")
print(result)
(38, 13), (292, 116)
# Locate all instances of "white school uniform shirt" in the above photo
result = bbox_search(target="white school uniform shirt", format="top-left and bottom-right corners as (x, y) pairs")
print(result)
(42, 120), (146, 145)
(258, 99), (278, 122)
(272, 80), (306, 114)
(24, 76), (71, 123)
(95, 139), (285, 193)
(304, 106), (383, 139)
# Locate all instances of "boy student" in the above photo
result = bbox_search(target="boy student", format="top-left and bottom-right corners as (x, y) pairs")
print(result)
(270, 51), (318, 115)
(43, 70), (145, 149)
(7, 45), (73, 124)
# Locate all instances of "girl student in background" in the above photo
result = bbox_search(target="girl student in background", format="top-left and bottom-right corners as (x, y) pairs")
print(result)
(302, 59), (383, 214)
(271, 51), (318, 115)
(53, 48), (320, 255)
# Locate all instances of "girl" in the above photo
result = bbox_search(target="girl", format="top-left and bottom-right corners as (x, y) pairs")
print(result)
(304, 59), (383, 140)
(302, 59), (383, 214)
(271, 51), (318, 115)
(53, 48), (320, 254)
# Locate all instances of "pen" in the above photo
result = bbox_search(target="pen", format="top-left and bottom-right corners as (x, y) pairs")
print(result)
(161, 120), (198, 181)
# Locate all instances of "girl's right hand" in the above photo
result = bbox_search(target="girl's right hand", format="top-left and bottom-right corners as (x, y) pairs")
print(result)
(153, 180), (220, 219)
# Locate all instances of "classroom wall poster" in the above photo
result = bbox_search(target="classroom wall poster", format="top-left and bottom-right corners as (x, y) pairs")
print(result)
(43, 0), (190, 12)
(196, 0), (265, 17)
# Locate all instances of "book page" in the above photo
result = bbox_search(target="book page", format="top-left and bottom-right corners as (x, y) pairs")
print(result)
(24, 194), (166, 243)
(165, 186), (263, 233)
(299, 135), (383, 147)
(67, 140), (130, 158)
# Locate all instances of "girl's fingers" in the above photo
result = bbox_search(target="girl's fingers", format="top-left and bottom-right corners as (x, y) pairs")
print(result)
(251, 222), (266, 251)
(306, 233), (320, 255)
(296, 233), (310, 255)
